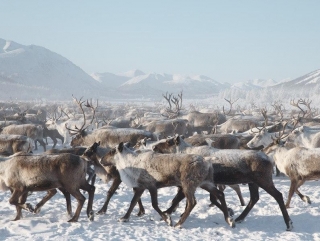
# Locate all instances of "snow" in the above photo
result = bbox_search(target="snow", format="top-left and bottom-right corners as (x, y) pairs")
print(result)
(1, 142), (320, 240)
(1, 172), (319, 240)
(295, 71), (320, 85)
(230, 79), (278, 90)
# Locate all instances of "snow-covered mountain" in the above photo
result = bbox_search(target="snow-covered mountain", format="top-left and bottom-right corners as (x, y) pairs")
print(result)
(1, 38), (319, 100)
(89, 71), (228, 98)
(0, 38), (100, 100)
(272, 69), (320, 90)
(230, 78), (278, 90)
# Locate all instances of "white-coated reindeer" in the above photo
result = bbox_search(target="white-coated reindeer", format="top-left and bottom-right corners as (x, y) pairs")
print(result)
(88, 141), (235, 228)
(264, 132), (320, 208)
(45, 96), (96, 147)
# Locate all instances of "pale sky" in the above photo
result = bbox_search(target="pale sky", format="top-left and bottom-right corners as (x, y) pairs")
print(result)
(1, 0), (320, 83)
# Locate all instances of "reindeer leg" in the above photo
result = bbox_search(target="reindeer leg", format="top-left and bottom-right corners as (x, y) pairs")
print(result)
(67, 189), (85, 222)
(295, 180), (310, 204)
(58, 188), (72, 217)
(149, 187), (172, 226)
(235, 183), (259, 223)
(286, 179), (298, 208)
(228, 184), (245, 206)
(80, 182), (95, 221)
(165, 186), (185, 214)
(34, 189), (57, 214)
(275, 166), (281, 177)
(51, 138), (57, 148)
(259, 179), (293, 231)
(38, 139), (46, 152)
(34, 140), (38, 151)
(136, 195), (145, 217)
(9, 189), (27, 221)
(202, 183), (235, 228)
(97, 177), (122, 215)
(209, 191), (234, 217)
(174, 187), (197, 228)
(119, 188), (145, 222)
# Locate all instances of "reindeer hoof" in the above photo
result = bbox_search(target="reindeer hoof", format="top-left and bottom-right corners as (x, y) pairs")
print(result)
(163, 213), (173, 226)
(34, 207), (41, 214)
(136, 210), (145, 217)
(286, 220), (293, 231)
(118, 217), (129, 222)
(96, 210), (106, 215)
(174, 224), (182, 229)
(303, 196), (311, 204)
(67, 218), (78, 222)
(228, 218), (236, 228)
(12, 216), (21, 221)
(234, 217), (244, 223)
(26, 203), (34, 213)
(88, 211), (94, 221)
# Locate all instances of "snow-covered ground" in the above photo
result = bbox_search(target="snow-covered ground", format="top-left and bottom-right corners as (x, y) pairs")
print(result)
(1, 143), (320, 240)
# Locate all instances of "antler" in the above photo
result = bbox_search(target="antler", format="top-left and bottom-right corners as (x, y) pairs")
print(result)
(71, 95), (88, 133)
(271, 117), (300, 143)
(162, 92), (172, 111)
(162, 91), (183, 119)
(85, 98), (99, 125)
(223, 97), (239, 116)
(271, 101), (284, 121)
(290, 98), (308, 118)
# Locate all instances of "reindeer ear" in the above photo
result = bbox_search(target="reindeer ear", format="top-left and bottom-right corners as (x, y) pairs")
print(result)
(118, 142), (124, 152)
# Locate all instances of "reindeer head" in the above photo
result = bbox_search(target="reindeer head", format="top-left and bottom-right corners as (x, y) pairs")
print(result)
(99, 142), (126, 167)
(152, 136), (178, 153)
(82, 141), (101, 160)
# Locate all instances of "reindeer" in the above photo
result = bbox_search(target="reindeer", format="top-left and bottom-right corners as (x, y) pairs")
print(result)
(152, 135), (293, 231)
(45, 96), (97, 147)
(184, 133), (241, 149)
(213, 118), (261, 134)
(263, 130), (320, 208)
(88, 141), (235, 228)
(136, 118), (189, 140)
(0, 134), (33, 155)
(42, 124), (64, 148)
(182, 111), (226, 135)
(0, 152), (95, 222)
(82, 143), (146, 216)
(0, 124), (46, 151)
(285, 125), (320, 148)
(246, 120), (300, 176)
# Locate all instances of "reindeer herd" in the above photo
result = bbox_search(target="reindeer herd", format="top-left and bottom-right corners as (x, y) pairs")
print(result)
(2, 95), (320, 231)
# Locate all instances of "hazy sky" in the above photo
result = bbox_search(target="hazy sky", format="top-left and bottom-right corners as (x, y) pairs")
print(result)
(1, 0), (320, 83)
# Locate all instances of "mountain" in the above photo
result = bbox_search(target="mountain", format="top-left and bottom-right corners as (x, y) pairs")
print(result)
(118, 73), (227, 97)
(272, 69), (320, 90)
(230, 78), (278, 90)
(0, 38), (100, 100)
(118, 69), (145, 78)
(2, 38), (318, 101)
(90, 72), (130, 89)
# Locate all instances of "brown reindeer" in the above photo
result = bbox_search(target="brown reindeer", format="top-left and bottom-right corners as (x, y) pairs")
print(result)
(152, 135), (293, 231)
(0, 151), (95, 222)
